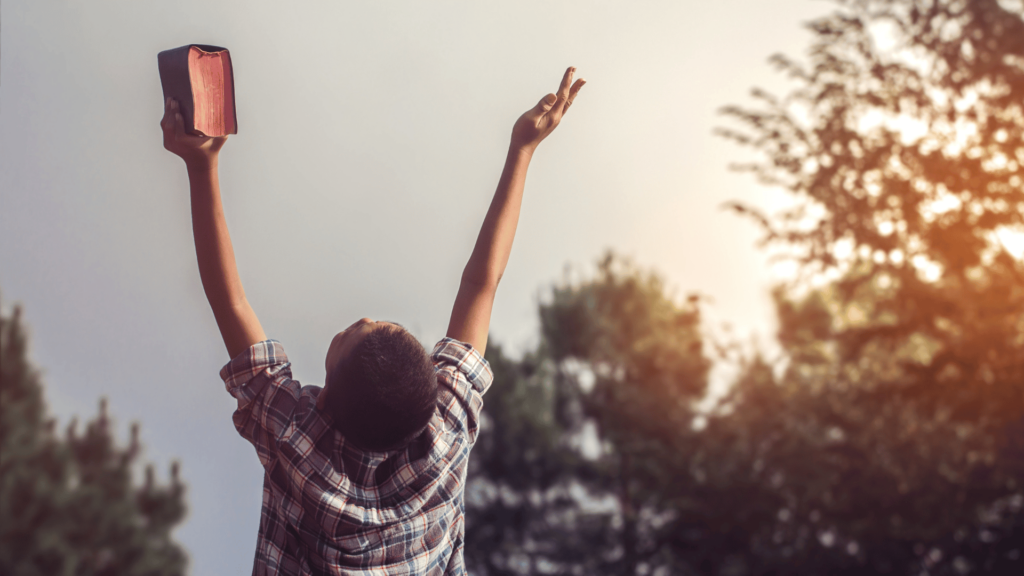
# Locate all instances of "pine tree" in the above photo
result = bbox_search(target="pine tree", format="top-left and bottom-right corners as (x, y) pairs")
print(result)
(0, 296), (189, 576)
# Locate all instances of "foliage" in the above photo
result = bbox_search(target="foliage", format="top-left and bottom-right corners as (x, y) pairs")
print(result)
(467, 254), (711, 575)
(0, 299), (188, 576)
(713, 0), (1024, 572)
(465, 1), (1024, 574)
(537, 253), (710, 575)
(717, 0), (1024, 431)
(465, 341), (618, 575)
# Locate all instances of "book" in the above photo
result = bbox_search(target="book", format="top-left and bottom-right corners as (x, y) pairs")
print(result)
(158, 44), (237, 137)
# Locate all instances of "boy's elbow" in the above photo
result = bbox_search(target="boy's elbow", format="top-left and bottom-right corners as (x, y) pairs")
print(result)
(205, 289), (247, 312)
(460, 268), (502, 292)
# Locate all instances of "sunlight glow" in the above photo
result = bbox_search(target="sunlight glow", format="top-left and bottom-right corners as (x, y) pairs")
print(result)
(912, 255), (943, 283)
(920, 189), (962, 222)
(833, 238), (854, 261)
(855, 110), (929, 146)
(995, 228), (1024, 260)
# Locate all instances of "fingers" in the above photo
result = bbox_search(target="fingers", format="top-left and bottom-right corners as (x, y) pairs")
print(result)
(161, 97), (174, 130)
(162, 97), (210, 140)
(563, 78), (586, 115)
(550, 67), (583, 121)
(549, 67), (574, 119)
(556, 67), (575, 102)
(173, 101), (186, 135)
(161, 97), (185, 135)
(536, 93), (558, 114)
(161, 97), (178, 151)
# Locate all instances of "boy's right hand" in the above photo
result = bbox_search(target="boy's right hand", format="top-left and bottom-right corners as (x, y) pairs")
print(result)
(160, 97), (227, 169)
(511, 66), (585, 153)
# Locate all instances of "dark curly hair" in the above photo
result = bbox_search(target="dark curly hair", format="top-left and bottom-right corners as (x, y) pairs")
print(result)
(323, 324), (438, 452)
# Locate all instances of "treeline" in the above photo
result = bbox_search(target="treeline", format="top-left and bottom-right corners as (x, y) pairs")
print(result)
(465, 0), (1024, 574)
(0, 301), (187, 576)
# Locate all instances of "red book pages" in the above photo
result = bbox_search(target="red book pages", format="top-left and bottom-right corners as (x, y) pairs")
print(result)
(158, 44), (238, 137)
(189, 47), (236, 137)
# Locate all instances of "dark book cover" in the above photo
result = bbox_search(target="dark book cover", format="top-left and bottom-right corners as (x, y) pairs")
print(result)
(158, 44), (238, 137)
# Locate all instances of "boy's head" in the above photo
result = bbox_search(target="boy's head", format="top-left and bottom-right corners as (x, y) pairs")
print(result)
(318, 318), (438, 452)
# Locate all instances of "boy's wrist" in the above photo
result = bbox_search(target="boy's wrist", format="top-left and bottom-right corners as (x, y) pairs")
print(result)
(186, 155), (219, 174)
(508, 141), (536, 160)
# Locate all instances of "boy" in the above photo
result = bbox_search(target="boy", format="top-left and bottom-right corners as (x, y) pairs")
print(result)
(160, 66), (585, 575)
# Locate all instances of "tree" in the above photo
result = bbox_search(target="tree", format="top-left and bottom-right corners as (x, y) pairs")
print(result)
(717, 0), (1024, 572)
(539, 253), (711, 575)
(466, 253), (712, 575)
(0, 297), (188, 576)
(465, 341), (619, 575)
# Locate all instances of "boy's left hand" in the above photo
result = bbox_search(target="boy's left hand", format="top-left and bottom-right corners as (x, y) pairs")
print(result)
(511, 66), (585, 152)
(160, 97), (227, 168)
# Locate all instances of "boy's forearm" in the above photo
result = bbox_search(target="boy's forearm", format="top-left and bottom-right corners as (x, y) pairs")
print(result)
(187, 158), (247, 307)
(462, 144), (534, 287)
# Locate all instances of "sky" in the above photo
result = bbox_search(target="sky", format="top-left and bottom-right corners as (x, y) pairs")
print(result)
(2, 1), (837, 573)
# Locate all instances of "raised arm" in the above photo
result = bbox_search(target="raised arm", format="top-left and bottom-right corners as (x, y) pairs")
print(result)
(161, 97), (266, 359)
(446, 67), (585, 355)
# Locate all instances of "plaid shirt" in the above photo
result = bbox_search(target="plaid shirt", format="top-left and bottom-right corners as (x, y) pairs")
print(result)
(220, 337), (493, 576)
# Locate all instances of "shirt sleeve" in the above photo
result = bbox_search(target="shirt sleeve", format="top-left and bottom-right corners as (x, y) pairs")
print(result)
(431, 337), (494, 444)
(219, 339), (299, 467)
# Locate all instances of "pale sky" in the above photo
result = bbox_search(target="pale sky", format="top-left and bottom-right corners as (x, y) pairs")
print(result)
(2, 1), (834, 573)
